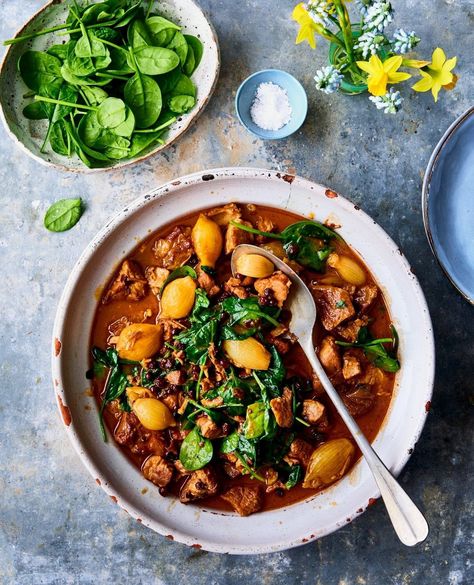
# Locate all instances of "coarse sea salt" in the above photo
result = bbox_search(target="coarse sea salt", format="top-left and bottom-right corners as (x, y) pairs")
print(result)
(250, 82), (292, 131)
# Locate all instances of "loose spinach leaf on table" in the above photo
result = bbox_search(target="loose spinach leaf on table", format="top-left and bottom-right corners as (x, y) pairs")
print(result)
(179, 426), (213, 471)
(44, 198), (83, 232)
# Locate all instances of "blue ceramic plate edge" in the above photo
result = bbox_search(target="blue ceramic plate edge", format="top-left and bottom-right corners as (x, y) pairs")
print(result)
(422, 106), (474, 305)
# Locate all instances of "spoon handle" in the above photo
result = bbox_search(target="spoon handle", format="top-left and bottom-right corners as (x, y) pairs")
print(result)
(303, 344), (429, 546)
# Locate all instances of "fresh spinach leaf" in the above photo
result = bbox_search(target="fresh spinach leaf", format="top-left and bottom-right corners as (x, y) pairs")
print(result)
(161, 265), (197, 293)
(220, 431), (239, 454)
(183, 35), (203, 71)
(167, 31), (188, 66)
(335, 326), (400, 372)
(44, 198), (83, 232)
(124, 72), (162, 128)
(285, 465), (302, 489)
(168, 94), (195, 114)
(127, 19), (153, 48)
(49, 120), (70, 155)
(183, 43), (195, 76)
(96, 96), (127, 128)
(179, 426), (213, 471)
(18, 50), (61, 91)
(131, 45), (180, 75)
(146, 15), (180, 46)
(257, 346), (285, 398)
(244, 401), (266, 439)
(221, 296), (280, 328)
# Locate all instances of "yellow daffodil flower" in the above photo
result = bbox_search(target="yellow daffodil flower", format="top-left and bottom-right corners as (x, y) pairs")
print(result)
(402, 59), (430, 69)
(292, 3), (319, 49)
(356, 55), (411, 96)
(412, 48), (457, 102)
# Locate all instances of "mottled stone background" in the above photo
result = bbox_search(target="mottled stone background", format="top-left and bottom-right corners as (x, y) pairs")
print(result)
(1, 1), (473, 583)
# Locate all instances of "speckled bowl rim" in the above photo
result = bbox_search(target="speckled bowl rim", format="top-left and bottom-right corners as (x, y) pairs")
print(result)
(235, 69), (308, 139)
(422, 106), (474, 305)
(52, 167), (435, 553)
(0, 0), (220, 173)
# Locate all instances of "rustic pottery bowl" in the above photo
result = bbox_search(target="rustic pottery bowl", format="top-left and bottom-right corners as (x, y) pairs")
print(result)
(52, 168), (435, 553)
(0, 0), (220, 172)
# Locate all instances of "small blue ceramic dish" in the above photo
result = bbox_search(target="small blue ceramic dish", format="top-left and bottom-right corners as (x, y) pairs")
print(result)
(235, 69), (308, 139)
(422, 106), (474, 304)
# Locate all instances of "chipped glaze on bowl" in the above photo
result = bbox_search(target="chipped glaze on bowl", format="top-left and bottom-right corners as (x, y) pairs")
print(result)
(0, 0), (220, 172)
(52, 168), (435, 553)
(422, 106), (474, 304)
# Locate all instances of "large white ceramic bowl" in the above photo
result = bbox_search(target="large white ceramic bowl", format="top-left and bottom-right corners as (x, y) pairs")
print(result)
(52, 168), (435, 553)
(0, 0), (220, 172)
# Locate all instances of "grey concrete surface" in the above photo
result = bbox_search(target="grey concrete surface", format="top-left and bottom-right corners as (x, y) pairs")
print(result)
(0, 1), (473, 584)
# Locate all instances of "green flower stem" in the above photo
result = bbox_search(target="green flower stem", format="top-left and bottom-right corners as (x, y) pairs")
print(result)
(333, 0), (354, 62)
(34, 95), (96, 111)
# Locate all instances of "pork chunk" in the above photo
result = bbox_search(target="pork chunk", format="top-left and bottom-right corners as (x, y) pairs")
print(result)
(318, 336), (341, 374)
(302, 400), (325, 425)
(145, 266), (170, 296)
(206, 203), (241, 226)
(142, 455), (174, 488)
(336, 316), (369, 342)
(270, 387), (294, 428)
(195, 414), (226, 439)
(310, 285), (355, 330)
(284, 438), (313, 468)
(342, 353), (362, 380)
(179, 467), (219, 503)
(254, 271), (291, 308)
(166, 370), (186, 385)
(221, 486), (263, 516)
(196, 264), (220, 297)
(152, 226), (194, 269)
(354, 284), (378, 312)
(224, 276), (248, 299)
(114, 412), (138, 446)
(225, 220), (254, 254)
(103, 260), (148, 303)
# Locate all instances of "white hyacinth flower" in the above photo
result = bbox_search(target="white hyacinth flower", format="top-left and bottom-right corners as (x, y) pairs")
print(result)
(314, 66), (344, 94)
(392, 29), (420, 54)
(354, 30), (385, 58)
(363, 1), (393, 33)
(305, 0), (332, 27)
(355, 0), (375, 17)
(369, 88), (403, 114)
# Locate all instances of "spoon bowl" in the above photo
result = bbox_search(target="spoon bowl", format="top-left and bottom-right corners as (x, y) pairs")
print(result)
(231, 243), (429, 547)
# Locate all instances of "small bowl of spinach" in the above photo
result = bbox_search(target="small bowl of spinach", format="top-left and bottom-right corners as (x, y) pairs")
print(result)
(0, 0), (220, 171)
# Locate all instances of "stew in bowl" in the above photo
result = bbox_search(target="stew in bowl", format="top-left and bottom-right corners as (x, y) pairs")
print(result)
(88, 202), (400, 517)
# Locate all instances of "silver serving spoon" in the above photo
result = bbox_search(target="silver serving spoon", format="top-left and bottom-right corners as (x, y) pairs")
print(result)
(231, 243), (429, 546)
